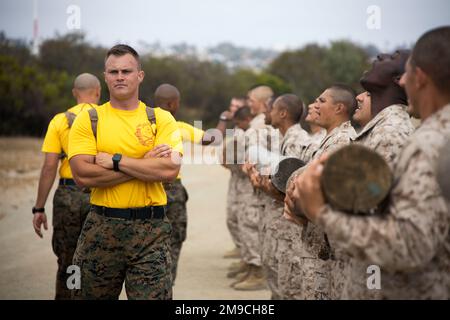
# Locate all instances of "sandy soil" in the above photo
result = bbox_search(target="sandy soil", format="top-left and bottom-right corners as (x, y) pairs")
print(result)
(0, 138), (270, 300)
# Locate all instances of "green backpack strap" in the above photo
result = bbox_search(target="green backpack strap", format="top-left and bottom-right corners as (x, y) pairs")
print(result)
(65, 111), (77, 128)
(87, 105), (155, 141)
(88, 108), (98, 139)
(145, 106), (156, 124)
(146, 106), (157, 135)
(61, 105), (97, 159)
(60, 111), (78, 159)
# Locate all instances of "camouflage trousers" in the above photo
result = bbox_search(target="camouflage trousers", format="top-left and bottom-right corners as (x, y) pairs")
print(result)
(277, 222), (331, 300)
(52, 184), (90, 300)
(226, 171), (247, 250)
(237, 190), (264, 267)
(163, 179), (188, 284)
(260, 198), (284, 300)
(72, 209), (172, 300)
(276, 218), (309, 300)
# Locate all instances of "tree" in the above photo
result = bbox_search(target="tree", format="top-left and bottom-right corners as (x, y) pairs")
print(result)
(0, 32), (374, 136)
(0, 54), (72, 135)
(323, 41), (370, 91)
(268, 42), (370, 103)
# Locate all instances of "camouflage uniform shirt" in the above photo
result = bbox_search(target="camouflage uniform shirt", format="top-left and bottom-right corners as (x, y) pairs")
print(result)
(318, 104), (450, 299)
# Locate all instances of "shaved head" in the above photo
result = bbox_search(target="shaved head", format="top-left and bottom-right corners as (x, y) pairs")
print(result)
(154, 84), (180, 106)
(274, 94), (304, 123)
(410, 26), (450, 95)
(154, 83), (181, 115)
(73, 73), (100, 91)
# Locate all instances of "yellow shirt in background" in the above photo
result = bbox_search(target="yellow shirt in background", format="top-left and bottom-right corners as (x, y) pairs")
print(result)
(177, 121), (205, 144)
(176, 121), (205, 179)
(41, 103), (96, 179)
(68, 101), (183, 208)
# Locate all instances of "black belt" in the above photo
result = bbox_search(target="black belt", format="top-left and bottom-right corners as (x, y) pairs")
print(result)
(59, 178), (76, 186)
(92, 205), (165, 220)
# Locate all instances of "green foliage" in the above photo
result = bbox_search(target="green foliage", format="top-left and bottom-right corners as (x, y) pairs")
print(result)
(0, 32), (374, 136)
(0, 54), (73, 135)
(269, 42), (370, 103)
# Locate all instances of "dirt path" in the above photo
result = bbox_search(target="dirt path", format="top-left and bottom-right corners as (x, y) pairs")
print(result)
(0, 138), (270, 300)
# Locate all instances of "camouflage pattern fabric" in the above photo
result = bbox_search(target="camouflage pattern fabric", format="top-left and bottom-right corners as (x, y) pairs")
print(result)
(52, 185), (90, 300)
(328, 104), (414, 299)
(226, 170), (247, 250)
(163, 179), (188, 284)
(71, 210), (172, 300)
(238, 114), (278, 267)
(318, 104), (450, 299)
(285, 120), (356, 299)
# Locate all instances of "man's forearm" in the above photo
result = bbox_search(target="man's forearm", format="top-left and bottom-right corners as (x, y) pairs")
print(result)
(119, 155), (180, 182)
(71, 157), (133, 188)
(34, 165), (58, 208)
(81, 164), (132, 187)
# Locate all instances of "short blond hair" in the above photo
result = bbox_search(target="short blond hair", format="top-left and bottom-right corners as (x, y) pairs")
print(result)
(248, 85), (274, 103)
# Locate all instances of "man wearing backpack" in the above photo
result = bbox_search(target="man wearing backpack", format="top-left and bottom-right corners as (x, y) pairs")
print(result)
(68, 45), (183, 300)
(32, 73), (101, 299)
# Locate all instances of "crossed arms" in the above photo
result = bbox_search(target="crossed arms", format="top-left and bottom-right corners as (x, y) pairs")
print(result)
(70, 144), (181, 188)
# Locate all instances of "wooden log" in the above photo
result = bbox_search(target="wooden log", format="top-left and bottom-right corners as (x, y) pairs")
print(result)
(321, 144), (392, 214)
(271, 157), (305, 194)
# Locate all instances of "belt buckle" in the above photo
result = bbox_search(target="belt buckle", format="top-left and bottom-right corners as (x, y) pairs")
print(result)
(149, 207), (155, 219)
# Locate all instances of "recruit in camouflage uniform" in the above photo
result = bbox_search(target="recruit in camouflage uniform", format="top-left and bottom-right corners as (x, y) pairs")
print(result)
(287, 120), (356, 299)
(317, 104), (450, 299)
(263, 123), (311, 300)
(235, 113), (276, 286)
(300, 129), (326, 163)
(225, 128), (247, 254)
(328, 104), (415, 299)
(256, 128), (283, 297)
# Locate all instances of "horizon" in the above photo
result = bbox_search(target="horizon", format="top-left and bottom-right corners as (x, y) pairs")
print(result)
(1, 0), (449, 53)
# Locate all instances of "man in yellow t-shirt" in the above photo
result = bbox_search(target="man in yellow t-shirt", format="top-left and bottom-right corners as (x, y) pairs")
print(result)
(152, 83), (231, 283)
(68, 45), (183, 300)
(32, 73), (101, 300)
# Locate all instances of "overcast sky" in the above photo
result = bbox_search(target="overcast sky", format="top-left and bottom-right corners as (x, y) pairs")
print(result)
(1, 0), (449, 51)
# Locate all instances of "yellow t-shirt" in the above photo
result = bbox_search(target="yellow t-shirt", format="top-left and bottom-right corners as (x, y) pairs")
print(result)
(41, 103), (96, 179)
(68, 101), (183, 208)
(177, 121), (205, 144)
(176, 121), (205, 179)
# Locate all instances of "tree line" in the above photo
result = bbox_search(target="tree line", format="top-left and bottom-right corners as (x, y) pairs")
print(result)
(0, 32), (373, 136)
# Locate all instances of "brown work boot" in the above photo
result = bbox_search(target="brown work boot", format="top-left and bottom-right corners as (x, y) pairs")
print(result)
(229, 265), (251, 287)
(223, 247), (241, 259)
(232, 265), (267, 291)
(227, 261), (249, 278)
(227, 260), (244, 271)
